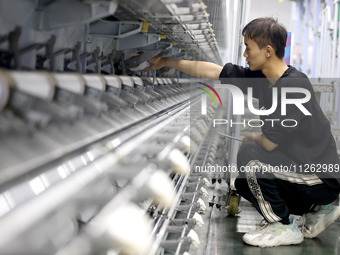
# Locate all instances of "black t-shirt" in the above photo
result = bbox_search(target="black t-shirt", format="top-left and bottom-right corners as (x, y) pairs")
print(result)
(219, 63), (340, 191)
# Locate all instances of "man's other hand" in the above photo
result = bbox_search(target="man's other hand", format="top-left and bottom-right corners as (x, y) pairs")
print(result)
(242, 133), (278, 152)
(242, 134), (257, 144)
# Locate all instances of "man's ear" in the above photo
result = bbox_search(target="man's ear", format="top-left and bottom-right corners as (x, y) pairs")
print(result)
(265, 45), (274, 57)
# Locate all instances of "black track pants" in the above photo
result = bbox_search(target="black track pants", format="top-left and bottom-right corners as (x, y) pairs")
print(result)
(234, 143), (339, 224)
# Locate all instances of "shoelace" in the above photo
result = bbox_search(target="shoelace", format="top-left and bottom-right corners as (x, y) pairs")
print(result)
(258, 219), (269, 230)
(294, 215), (307, 231)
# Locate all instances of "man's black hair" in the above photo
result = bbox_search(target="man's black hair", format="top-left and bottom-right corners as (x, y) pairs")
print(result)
(242, 17), (287, 59)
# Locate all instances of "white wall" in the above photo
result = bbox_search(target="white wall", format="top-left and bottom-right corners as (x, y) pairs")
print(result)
(246, 0), (293, 31)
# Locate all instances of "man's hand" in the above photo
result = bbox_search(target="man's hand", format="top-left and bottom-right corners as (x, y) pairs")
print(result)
(143, 57), (165, 71)
(242, 133), (278, 152)
(143, 57), (223, 80)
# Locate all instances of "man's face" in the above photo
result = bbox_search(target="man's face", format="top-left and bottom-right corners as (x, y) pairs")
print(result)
(243, 37), (267, 71)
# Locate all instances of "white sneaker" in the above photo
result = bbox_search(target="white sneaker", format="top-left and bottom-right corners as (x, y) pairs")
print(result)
(243, 219), (303, 247)
(302, 204), (340, 238)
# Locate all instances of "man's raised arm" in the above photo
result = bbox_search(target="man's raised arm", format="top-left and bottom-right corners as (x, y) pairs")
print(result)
(144, 57), (223, 80)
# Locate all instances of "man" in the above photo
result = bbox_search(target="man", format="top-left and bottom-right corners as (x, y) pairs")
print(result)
(145, 17), (340, 247)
